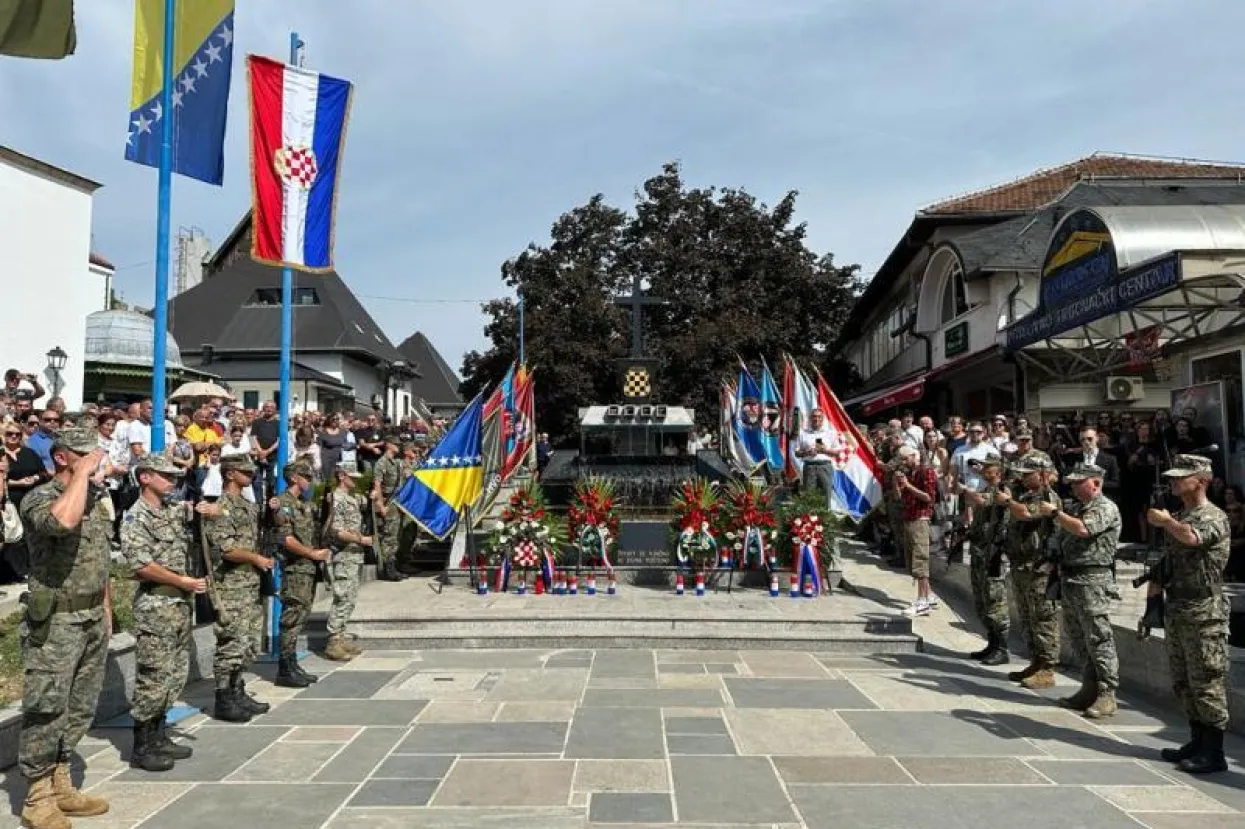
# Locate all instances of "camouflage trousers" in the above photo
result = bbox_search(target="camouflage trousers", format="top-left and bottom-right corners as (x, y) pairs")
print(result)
(131, 600), (192, 721)
(278, 564), (317, 660)
(1061, 576), (1119, 690)
(212, 587), (263, 690)
(377, 512), (403, 578)
(1010, 567), (1060, 667)
(970, 550), (1009, 637)
(1167, 610), (1230, 730)
(19, 611), (109, 781)
(327, 552), (363, 636)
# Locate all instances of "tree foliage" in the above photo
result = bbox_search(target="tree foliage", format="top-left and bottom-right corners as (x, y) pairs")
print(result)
(461, 163), (861, 439)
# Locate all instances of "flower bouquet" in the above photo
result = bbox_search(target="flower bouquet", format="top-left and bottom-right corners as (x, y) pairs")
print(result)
(488, 482), (564, 593)
(670, 477), (722, 572)
(778, 488), (841, 595)
(567, 475), (620, 573)
(720, 479), (780, 571)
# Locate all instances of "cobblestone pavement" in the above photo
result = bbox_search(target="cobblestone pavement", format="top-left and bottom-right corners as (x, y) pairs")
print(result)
(5, 544), (1245, 828)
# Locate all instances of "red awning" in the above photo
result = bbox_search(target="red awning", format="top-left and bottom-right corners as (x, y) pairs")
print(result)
(847, 377), (926, 417)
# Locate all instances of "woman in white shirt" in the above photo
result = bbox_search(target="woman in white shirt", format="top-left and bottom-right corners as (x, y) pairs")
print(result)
(220, 427), (252, 458)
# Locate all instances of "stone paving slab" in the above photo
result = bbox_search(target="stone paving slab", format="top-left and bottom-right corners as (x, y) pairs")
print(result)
(138, 782), (355, 829)
(296, 670), (401, 700)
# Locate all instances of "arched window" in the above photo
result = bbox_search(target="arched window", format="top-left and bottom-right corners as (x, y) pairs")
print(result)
(941, 264), (969, 323)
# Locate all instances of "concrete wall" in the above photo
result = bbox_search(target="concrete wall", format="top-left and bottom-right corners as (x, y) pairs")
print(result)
(0, 157), (100, 410)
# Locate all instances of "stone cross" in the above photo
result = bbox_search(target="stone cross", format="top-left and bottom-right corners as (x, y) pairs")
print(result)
(614, 273), (664, 358)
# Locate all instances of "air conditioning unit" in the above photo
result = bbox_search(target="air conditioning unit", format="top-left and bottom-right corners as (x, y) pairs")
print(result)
(1104, 375), (1144, 402)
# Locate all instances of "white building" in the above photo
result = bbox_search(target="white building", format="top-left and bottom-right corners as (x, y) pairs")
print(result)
(0, 146), (109, 410)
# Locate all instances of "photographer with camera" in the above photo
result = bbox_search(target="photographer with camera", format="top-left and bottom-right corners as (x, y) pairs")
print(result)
(1145, 454), (1231, 775)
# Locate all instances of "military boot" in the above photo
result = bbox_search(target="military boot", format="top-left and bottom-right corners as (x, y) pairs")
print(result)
(1161, 721), (1203, 763)
(980, 635), (1010, 666)
(51, 762), (110, 817)
(155, 719), (193, 760)
(1021, 668), (1056, 689)
(1007, 660), (1040, 682)
(323, 634), (355, 662)
(1178, 726), (1228, 775)
(232, 671), (271, 715)
(275, 657), (312, 689)
(1058, 673), (1098, 711)
(129, 719), (175, 772)
(969, 631), (996, 661)
(294, 660), (319, 683)
(342, 634), (363, 657)
(1083, 686), (1118, 719)
(213, 686), (253, 723)
(21, 774), (70, 829)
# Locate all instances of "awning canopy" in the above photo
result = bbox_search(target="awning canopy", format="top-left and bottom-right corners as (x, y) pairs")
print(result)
(843, 376), (925, 417)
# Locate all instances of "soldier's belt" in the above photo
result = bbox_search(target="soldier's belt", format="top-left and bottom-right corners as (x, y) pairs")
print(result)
(141, 583), (188, 600)
(1165, 585), (1222, 602)
(53, 591), (105, 614)
(1060, 565), (1112, 576)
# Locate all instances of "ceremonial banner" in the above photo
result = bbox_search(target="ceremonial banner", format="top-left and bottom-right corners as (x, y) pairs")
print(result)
(126, 0), (234, 185)
(502, 365), (535, 479)
(720, 380), (763, 476)
(758, 358), (785, 471)
(469, 381), (507, 528)
(0, 0), (75, 59)
(815, 370), (882, 520)
(248, 54), (353, 271)
(735, 362), (766, 467)
(781, 355), (817, 481)
(393, 393), (485, 539)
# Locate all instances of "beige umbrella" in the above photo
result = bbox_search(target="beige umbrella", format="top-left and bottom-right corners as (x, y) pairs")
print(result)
(169, 381), (235, 402)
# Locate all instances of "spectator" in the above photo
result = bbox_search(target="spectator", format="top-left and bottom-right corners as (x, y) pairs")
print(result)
(127, 398), (177, 463)
(250, 400), (281, 498)
(1122, 420), (1160, 542)
(3, 367), (44, 409)
(185, 406), (222, 466)
(2, 421), (44, 583)
(949, 422), (999, 494)
(318, 413), (347, 480)
(900, 411), (924, 449)
(1066, 426), (1120, 497)
(944, 416), (968, 455)
(25, 408), (61, 474)
(894, 445), (940, 616)
(921, 428), (948, 476)
(988, 415), (1011, 452)
(221, 426), (251, 459)
(293, 425), (321, 476)
(354, 413), (384, 473)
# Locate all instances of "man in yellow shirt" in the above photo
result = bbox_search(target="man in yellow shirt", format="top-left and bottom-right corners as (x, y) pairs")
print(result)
(184, 407), (222, 466)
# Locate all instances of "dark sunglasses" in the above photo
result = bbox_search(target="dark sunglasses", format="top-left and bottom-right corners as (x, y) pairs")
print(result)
(41, 416), (60, 423)
(4, 431), (20, 438)
(24, 420), (38, 427)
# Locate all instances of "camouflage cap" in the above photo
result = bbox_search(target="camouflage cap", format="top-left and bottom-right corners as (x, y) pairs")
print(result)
(136, 453), (183, 476)
(401, 441), (418, 454)
(968, 455), (1003, 469)
(282, 460), (315, 480)
(1012, 456), (1053, 474)
(52, 427), (98, 454)
(382, 431), (401, 445)
(336, 459), (363, 477)
(1063, 462), (1106, 482)
(1162, 454), (1214, 478)
(220, 454), (257, 475)
(1015, 427), (1034, 439)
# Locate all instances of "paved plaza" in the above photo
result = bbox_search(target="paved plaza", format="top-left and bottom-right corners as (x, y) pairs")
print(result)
(5, 638), (1245, 828)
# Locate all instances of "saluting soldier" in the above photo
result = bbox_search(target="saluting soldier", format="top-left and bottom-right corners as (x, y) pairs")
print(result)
(1147, 454), (1231, 774)
(372, 433), (406, 582)
(1012, 428), (1052, 481)
(995, 457), (1062, 688)
(321, 460), (383, 661)
(1037, 462), (1122, 719)
(958, 456), (1011, 665)
(122, 453), (207, 771)
(272, 460), (330, 689)
(17, 428), (112, 829)
(203, 454), (272, 722)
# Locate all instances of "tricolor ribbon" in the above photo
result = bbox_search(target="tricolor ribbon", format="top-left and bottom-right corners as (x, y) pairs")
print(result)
(494, 556), (512, 594)
(743, 526), (769, 571)
(676, 528), (717, 570)
(540, 551), (557, 590)
(578, 523), (613, 572)
(795, 542), (822, 595)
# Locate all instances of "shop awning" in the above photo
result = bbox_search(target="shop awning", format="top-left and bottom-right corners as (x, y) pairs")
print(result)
(844, 376), (925, 417)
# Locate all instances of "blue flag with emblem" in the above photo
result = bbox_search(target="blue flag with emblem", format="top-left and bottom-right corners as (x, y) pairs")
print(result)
(125, 0), (235, 185)
(393, 392), (485, 540)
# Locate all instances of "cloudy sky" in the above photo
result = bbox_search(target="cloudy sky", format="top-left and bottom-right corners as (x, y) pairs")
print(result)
(3, 0), (1242, 376)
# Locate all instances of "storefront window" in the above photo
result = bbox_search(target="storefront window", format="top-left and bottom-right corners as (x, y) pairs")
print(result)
(1192, 349), (1244, 485)
(941, 265), (969, 323)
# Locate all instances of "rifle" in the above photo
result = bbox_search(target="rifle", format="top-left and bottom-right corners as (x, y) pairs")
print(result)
(195, 505), (227, 624)
(257, 496), (279, 598)
(986, 490), (1009, 578)
(317, 487), (337, 589)
(1135, 477), (1173, 639)
(1043, 492), (1065, 602)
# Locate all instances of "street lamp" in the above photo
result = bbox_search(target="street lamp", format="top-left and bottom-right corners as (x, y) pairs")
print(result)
(46, 346), (67, 398)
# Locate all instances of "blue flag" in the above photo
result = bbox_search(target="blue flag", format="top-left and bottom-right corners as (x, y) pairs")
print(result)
(393, 393), (485, 540)
(758, 359), (785, 470)
(735, 362), (766, 467)
(125, 0), (234, 185)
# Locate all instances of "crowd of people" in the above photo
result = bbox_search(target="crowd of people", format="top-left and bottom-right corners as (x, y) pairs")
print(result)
(854, 407), (1233, 777)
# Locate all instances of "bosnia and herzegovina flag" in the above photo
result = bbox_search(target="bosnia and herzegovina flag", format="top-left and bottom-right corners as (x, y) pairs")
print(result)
(394, 392), (485, 540)
(125, 0), (234, 186)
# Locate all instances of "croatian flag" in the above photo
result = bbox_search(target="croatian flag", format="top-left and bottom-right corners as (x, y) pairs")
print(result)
(247, 55), (353, 272)
(815, 370), (882, 521)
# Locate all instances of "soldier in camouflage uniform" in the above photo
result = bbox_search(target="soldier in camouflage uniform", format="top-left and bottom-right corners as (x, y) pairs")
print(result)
(995, 457), (1062, 688)
(203, 454), (273, 722)
(17, 428), (112, 829)
(1012, 427), (1051, 474)
(398, 443), (423, 560)
(959, 456), (1011, 665)
(1037, 462), (1122, 719)
(372, 434), (406, 582)
(272, 461), (330, 689)
(1148, 454), (1231, 774)
(122, 454), (207, 771)
(322, 460), (384, 660)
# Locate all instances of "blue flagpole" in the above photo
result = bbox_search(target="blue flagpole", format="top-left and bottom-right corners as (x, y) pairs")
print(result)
(149, 0), (178, 452)
(518, 295), (525, 365)
(267, 30), (303, 663)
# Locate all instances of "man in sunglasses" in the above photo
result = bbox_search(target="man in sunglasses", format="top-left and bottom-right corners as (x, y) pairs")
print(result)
(4, 368), (45, 410)
(26, 410), (62, 475)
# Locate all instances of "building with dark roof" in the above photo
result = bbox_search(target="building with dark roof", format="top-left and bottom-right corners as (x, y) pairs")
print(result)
(396, 331), (463, 416)
(836, 152), (1245, 430)
(170, 213), (424, 419)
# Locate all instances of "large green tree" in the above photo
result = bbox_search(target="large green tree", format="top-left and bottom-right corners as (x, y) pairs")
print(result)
(461, 163), (861, 439)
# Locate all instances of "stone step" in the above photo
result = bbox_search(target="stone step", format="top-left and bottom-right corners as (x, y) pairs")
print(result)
(342, 616), (911, 636)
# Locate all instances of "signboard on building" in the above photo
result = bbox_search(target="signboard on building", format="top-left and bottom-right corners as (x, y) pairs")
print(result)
(1003, 207), (1182, 351)
(944, 321), (969, 358)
